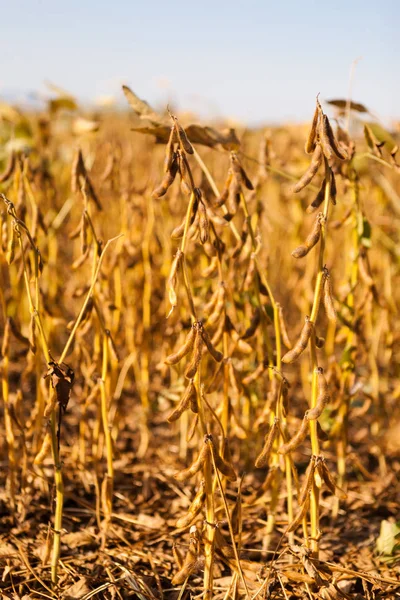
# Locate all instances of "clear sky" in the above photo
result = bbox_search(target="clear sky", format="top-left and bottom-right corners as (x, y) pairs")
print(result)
(0, 0), (398, 125)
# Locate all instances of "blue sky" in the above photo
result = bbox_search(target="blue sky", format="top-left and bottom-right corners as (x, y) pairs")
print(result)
(0, 0), (398, 124)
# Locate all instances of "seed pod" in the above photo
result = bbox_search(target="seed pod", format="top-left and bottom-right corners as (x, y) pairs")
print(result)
(255, 418), (280, 468)
(323, 271), (336, 322)
(317, 458), (347, 499)
(34, 432), (52, 465)
(323, 115), (347, 160)
(214, 169), (233, 207)
(207, 284), (225, 326)
(178, 151), (193, 196)
(286, 496), (310, 533)
(306, 177), (326, 214)
(298, 455), (317, 505)
(152, 154), (179, 199)
(176, 480), (206, 528)
(203, 285), (219, 316)
(167, 380), (194, 422)
(214, 528), (236, 559)
(171, 217), (186, 239)
(171, 542), (201, 585)
(291, 213), (323, 259)
(174, 120), (194, 154)
(315, 336), (325, 348)
(292, 145), (322, 193)
(276, 303), (292, 349)
(6, 224), (16, 265)
(230, 153), (254, 190)
(242, 362), (266, 386)
(187, 414), (199, 442)
(167, 249), (183, 313)
(209, 436), (236, 481)
(282, 317), (313, 363)
(185, 327), (204, 379)
(318, 114), (333, 160)
(164, 126), (177, 172)
(189, 383), (198, 413)
(202, 255), (218, 278)
(279, 416), (308, 454)
(201, 325), (223, 362)
(330, 170), (337, 205)
(8, 317), (30, 346)
(242, 308), (261, 339)
(0, 151), (16, 183)
(174, 441), (210, 481)
(198, 200), (209, 244)
(358, 249), (374, 287)
(227, 177), (241, 215)
(231, 227), (248, 259)
(71, 149), (81, 193)
(165, 325), (195, 365)
(305, 104), (320, 154)
(307, 368), (330, 420)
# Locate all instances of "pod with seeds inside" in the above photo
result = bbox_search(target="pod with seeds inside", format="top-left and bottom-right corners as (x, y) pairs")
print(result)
(318, 114), (333, 159)
(29, 314), (37, 354)
(174, 440), (210, 481)
(330, 170), (337, 205)
(292, 145), (322, 193)
(167, 380), (194, 422)
(306, 177), (326, 214)
(305, 104), (320, 154)
(165, 325), (195, 366)
(323, 271), (336, 322)
(227, 178), (241, 214)
(298, 455), (317, 505)
(185, 326), (204, 379)
(187, 414), (199, 442)
(6, 223), (16, 265)
(164, 126), (177, 172)
(242, 361), (266, 386)
(282, 317), (313, 363)
(34, 432), (52, 465)
(207, 284), (225, 326)
(277, 302), (292, 349)
(242, 307), (261, 339)
(209, 436), (236, 481)
(152, 153), (179, 199)
(292, 213), (324, 259)
(0, 151), (16, 183)
(255, 418), (280, 468)
(167, 249), (183, 313)
(174, 120), (194, 154)
(171, 217), (186, 239)
(171, 544), (201, 585)
(8, 317), (30, 347)
(358, 249), (374, 287)
(189, 383), (198, 413)
(317, 457), (347, 499)
(307, 368), (330, 420)
(281, 378), (290, 416)
(279, 416), (308, 454)
(178, 151), (193, 196)
(201, 324), (223, 362)
(323, 115), (347, 160)
(80, 213), (88, 255)
(214, 169), (233, 207)
(231, 153), (254, 190)
(176, 480), (206, 528)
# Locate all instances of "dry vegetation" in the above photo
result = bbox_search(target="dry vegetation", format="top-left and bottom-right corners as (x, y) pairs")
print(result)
(0, 87), (399, 599)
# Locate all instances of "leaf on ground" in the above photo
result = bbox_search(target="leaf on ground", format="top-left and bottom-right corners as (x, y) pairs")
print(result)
(376, 519), (400, 555)
(62, 577), (91, 599)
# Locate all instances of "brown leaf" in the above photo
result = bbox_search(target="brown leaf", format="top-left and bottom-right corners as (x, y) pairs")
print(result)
(326, 99), (368, 113)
